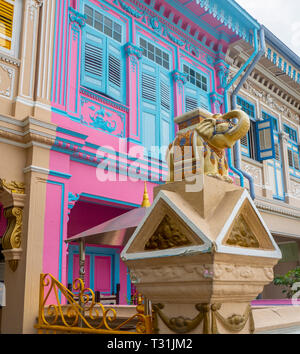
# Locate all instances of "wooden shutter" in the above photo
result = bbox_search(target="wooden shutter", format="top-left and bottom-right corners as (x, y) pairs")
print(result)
(142, 72), (156, 102)
(274, 143), (280, 161)
(256, 118), (275, 161)
(82, 30), (105, 92)
(0, 0), (14, 50)
(293, 151), (300, 170)
(288, 149), (294, 168)
(160, 81), (170, 111)
(107, 41), (122, 102)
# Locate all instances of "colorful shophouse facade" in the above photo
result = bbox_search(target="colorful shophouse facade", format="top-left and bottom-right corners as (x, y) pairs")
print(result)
(0, 0), (262, 333)
(49, 0), (261, 310)
(225, 26), (300, 299)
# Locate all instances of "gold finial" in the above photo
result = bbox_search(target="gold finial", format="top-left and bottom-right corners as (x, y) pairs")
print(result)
(141, 181), (151, 208)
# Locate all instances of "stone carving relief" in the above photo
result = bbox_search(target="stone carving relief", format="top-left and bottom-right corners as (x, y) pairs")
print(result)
(0, 63), (15, 99)
(241, 162), (262, 186)
(225, 214), (260, 249)
(129, 263), (274, 284)
(144, 215), (192, 251)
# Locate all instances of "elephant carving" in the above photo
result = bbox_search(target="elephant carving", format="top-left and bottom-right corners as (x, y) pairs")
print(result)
(166, 109), (250, 183)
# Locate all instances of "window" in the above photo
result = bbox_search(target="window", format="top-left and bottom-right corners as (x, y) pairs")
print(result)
(0, 0), (21, 56)
(283, 124), (297, 143)
(139, 39), (172, 159)
(183, 63), (209, 113)
(140, 38), (169, 70)
(262, 112), (278, 132)
(287, 149), (300, 171)
(84, 4), (122, 43)
(237, 97), (257, 160)
(284, 124), (300, 176)
(82, 5), (124, 103)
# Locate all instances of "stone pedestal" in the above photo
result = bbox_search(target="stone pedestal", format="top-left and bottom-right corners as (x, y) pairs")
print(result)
(121, 176), (282, 334)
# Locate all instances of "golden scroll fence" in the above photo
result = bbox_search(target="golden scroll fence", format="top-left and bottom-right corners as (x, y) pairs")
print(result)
(35, 273), (152, 334)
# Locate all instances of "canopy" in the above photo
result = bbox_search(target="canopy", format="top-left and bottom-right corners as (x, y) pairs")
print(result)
(65, 207), (148, 247)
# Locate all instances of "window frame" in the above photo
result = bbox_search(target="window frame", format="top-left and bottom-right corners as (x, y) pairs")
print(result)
(0, 0), (22, 57)
(81, 2), (126, 104)
(182, 61), (210, 113)
(138, 35), (174, 161)
(283, 123), (300, 178)
(237, 96), (257, 160)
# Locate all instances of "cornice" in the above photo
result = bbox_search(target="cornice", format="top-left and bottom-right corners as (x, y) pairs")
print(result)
(0, 115), (56, 148)
(228, 65), (300, 124)
(255, 197), (300, 220)
(230, 52), (300, 104)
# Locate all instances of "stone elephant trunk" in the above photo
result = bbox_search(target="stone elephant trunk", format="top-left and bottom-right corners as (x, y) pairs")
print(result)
(166, 108), (250, 183)
(220, 110), (250, 146)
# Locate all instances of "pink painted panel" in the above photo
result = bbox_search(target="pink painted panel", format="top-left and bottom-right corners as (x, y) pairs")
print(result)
(94, 256), (111, 293)
(72, 254), (90, 288)
(43, 183), (63, 277)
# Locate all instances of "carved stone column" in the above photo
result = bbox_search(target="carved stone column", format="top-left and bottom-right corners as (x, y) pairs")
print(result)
(0, 179), (26, 272)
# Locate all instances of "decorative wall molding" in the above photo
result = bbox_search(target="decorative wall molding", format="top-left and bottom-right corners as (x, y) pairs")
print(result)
(290, 180), (300, 199)
(29, 0), (44, 21)
(242, 81), (300, 123)
(0, 63), (15, 99)
(255, 201), (300, 219)
(0, 179), (26, 272)
(241, 162), (262, 186)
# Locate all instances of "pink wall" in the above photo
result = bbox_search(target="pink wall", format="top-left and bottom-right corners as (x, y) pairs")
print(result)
(43, 0), (231, 305)
(68, 201), (130, 237)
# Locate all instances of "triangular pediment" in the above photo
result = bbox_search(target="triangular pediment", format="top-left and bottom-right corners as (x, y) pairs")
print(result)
(121, 191), (212, 261)
(216, 191), (281, 258)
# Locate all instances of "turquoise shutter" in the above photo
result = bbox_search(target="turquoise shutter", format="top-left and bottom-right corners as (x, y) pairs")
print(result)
(256, 118), (275, 161)
(141, 62), (157, 157)
(185, 87), (198, 112)
(107, 41), (122, 102)
(160, 72), (171, 161)
(82, 30), (105, 92)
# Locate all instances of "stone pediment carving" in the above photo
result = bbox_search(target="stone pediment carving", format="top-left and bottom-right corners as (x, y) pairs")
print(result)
(145, 215), (193, 251)
(226, 214), (260, 249)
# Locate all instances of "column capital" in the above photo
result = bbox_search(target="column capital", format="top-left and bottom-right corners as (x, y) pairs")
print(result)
(278, 131), (289, 143)
(69, 7), (86, 29)
(172, 70), (188, 85)
(124, 42), (143, 60)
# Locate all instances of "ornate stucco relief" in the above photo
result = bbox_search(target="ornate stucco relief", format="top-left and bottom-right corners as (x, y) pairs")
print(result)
(242, 81), (300, 124)
(241, 162), (263, 187)
(290, 180), (300, 199)
(0, 63), (15, 99)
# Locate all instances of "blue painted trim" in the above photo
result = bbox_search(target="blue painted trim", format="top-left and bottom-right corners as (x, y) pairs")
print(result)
(256, 117), (275, 161)
(49, 170), (72, 180)
(126, 268), (131, 303)
(263, 25), (300, 70)
(68, 245), (120, 294)
(57, 126), (89, 140)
